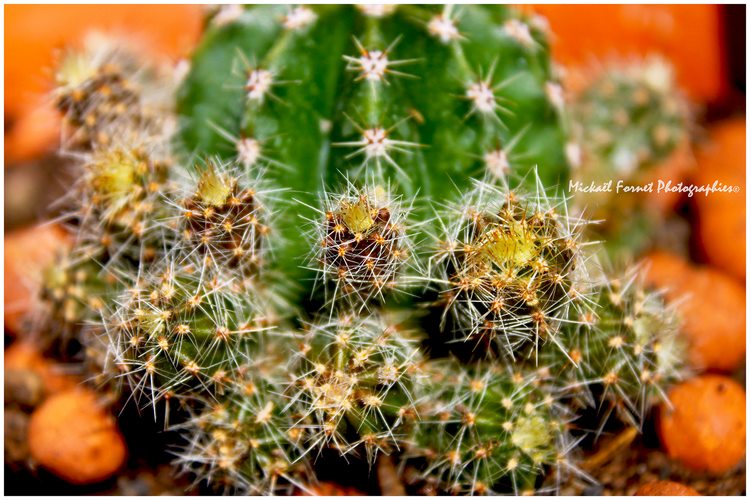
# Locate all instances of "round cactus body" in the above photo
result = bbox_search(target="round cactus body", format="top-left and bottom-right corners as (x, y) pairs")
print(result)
(104, 263), (270, 407)
(404, 359), (572, 495)
(543, 267), (684, 428)
(432, 176), (592, 361)
(571, 57), (690, 178)
(36, 253), (112, 347)
(174, 361), (309, 495)
(288, 312), (423, 464)
(71, 143), (173, 265)
(54, 33), (174, 151)
(308, 181), (415, 311)
(566, 57), (693, 258)
(175, 159), (274, 278)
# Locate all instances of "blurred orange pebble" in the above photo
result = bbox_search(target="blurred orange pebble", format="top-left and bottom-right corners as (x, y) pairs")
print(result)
(638, 250), (692, 289)
(693, 118), (746, 282)
(659, 375), (746, 474)
(5, 342), (79, 394)
(635, 480), (700, 496)
(29, 388), (127, 485)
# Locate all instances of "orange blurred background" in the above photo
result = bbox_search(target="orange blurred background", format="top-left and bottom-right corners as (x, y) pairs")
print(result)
(522, 4), (729, 101)
(3, 5), (746, 494)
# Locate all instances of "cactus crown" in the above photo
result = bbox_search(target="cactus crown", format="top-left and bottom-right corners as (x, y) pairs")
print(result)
(432, 176), (593, 361)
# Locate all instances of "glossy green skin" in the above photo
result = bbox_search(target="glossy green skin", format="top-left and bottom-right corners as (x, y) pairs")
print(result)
(178, 5), (568, 298)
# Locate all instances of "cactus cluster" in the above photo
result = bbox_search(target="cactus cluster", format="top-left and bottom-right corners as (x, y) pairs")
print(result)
(35, 5), (687, 496)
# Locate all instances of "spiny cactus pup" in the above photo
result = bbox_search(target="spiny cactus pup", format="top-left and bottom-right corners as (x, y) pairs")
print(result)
(431, 174), (595, 362)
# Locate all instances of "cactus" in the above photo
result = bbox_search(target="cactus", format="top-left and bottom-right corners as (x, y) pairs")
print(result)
(287, 312), (422, 464)
(103, 262), (273, 409)
(69, 141), (174, 266)
(542, 267), (685, 429)
(570, 57), (689, 178)
(32, 5), (691, 496)
(402, 358), (574, 495)
(565, 57), (693, 258)
(174, 357), (310, 495)
(173, 158), (277, 279)
(34, 253), (111, 349)
(430, 175), (593, 361)
(306, 180), (416, 311)
(55, 33), (176, 151)
(179, 4), (570, 298)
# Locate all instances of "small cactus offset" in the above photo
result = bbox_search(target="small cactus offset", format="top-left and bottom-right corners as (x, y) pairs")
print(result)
(35, 255), (111, 347)
(569, 57), (690, 177)
(174, 358), (310, 495)
(71, 142), (173, 265)
(542, 267), (685, 429)
(176, 160), (275, 279)
(288, 312), (423, 464)
(34, 5), (692, 496)
(564, 57), (694, 258)
(54, 33), (177, 150)
(431, 176), (593, 361)
(104, 263), (271, 409)
(307, 181), (415, 310)
(403, 359), (573, 495)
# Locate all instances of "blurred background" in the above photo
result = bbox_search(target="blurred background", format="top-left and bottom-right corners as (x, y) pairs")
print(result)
(4, 4), (746, 496)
